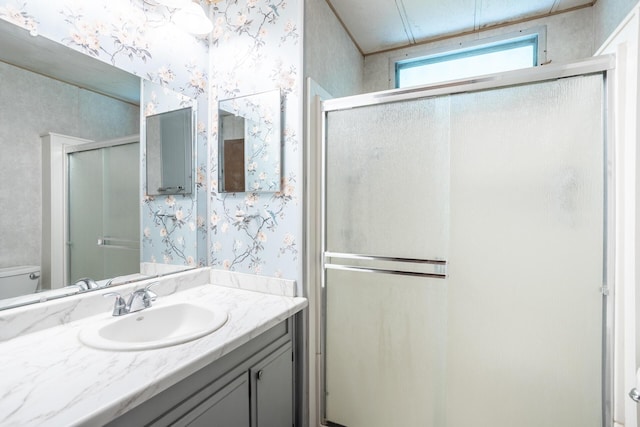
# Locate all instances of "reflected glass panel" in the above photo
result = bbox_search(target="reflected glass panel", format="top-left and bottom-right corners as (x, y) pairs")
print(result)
(68, 149), (103, 282)
(68, 143), (140, 283)
(103, 143), (140, 278)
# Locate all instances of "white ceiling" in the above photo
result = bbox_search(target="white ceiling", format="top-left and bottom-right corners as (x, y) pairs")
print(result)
(0, 1), (596, 96)
(327, 0), (595, 54)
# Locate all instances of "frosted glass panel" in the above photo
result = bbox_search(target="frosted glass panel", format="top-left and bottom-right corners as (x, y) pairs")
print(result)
(447, 75), (603, 427)
(69, 149), (104, 282)
(323, 73), (605, 427)
(68, 143), (140, 282)
(325, 269), (447, 427)
(103, 143), (140, 278)
(325, 97), (449, 260)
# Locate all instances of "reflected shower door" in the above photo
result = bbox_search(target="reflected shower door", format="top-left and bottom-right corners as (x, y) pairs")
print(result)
(322, 74), (605, 426)
(68, 142), (139, 283)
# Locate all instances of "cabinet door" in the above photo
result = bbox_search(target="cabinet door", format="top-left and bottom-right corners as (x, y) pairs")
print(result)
(174, 373), (250, 427)
(251, 344), (293, 427)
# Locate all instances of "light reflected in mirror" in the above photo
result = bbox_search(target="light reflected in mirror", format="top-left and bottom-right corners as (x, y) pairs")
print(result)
(146, 107), (194, 196)
(218, 89), (281, 193)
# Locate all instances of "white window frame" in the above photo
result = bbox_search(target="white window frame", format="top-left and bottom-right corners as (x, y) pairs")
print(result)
(390, 26), (547, 89)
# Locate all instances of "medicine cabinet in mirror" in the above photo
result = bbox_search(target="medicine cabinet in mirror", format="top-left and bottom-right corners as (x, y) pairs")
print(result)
(218, 89), (281, 193)
(146, 106), (194, 195)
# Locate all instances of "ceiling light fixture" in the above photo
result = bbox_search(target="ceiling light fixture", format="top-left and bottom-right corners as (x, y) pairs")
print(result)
(172, 1), (213, 35)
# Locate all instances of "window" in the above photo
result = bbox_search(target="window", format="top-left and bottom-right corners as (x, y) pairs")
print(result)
(395, 31), (542, 88)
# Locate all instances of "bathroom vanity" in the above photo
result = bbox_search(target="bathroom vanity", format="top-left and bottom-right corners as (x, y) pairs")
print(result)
(0, 268), (307, 427)
(109, 318), (294, 426)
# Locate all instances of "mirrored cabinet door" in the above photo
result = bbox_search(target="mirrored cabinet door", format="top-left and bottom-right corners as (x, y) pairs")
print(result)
(218, 89), (281, 193)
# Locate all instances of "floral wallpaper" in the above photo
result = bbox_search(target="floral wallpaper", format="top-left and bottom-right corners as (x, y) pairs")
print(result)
(209, 0), (302, 285)
(0, 0), (303, 288)
(141, 80), (201, 267)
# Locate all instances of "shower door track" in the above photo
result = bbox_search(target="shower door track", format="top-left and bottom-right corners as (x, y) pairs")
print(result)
(319, 54), (616, 427)
(321, 56), (614, 112)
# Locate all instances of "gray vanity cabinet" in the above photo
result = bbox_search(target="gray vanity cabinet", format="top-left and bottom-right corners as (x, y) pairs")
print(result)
(251, 344), (293, 427)
(173, 373), (251, 427)
(107, 318), (295, 427)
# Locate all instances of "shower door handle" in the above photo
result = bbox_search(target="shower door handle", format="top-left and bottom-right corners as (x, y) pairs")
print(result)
(96, 237), (140, 250)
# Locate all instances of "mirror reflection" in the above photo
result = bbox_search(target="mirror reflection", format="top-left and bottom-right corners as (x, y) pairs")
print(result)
(146, 107), (194, 196)
(0, 19), (194, 310)
(218, 89), (281, 193)
(66, 137), (140, 285)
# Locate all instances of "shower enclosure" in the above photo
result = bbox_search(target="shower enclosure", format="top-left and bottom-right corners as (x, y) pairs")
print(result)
(67, 138), (140, 283)
(320, 57), (613, 427)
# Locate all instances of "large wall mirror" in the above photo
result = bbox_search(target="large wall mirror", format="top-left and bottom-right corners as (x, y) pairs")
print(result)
(218, 89), (281, 192)
(0, 19), (196, 310)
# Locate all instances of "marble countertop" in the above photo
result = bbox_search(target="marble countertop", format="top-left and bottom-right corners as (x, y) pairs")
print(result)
(0, 282), (307, 426)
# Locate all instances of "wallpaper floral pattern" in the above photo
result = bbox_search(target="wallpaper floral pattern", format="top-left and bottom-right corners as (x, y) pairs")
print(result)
(209, 0), (302, 283)
(0, 0), (303, 287)
(141, 80), (200, 267)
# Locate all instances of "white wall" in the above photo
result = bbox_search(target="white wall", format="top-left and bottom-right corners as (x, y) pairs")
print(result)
(594, 2), (640, 425)
(598, 12), (640, 424)
(363, 7), (594, 92)
(594, 0), (640, 49)
(304, 0), (364, 97)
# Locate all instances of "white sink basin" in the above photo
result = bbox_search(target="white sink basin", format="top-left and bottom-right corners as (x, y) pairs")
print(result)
(78, 302), (228, 351)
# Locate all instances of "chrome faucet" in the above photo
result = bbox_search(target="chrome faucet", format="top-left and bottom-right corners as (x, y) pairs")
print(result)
(68, 277), (120, 293)
(72, 277), (100, 291)
(103, 282), (160, 316)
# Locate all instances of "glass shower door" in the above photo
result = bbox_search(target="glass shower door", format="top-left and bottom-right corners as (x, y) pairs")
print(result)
(322, 73), (606, 426)
(68, 142), (140, 283)
(102, 143), (140, 278)
(324, 97), (451, 426)
(446, 75), (604, 427)
(68, 148), (103, 282)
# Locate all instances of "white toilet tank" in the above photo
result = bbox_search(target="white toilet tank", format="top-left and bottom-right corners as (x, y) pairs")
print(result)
(0, 265), (40, 299)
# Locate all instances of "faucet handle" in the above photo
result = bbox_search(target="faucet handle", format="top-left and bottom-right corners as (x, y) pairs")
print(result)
(72, 277), (99, 292)
(103, 292), (127, 316)
(126, 283), (160, 313)
(144, 282), (161, 301)
(103, 277), (119, 288)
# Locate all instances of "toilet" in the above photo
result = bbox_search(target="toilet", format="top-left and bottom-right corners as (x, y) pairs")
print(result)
(0, 265), (40, 299)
